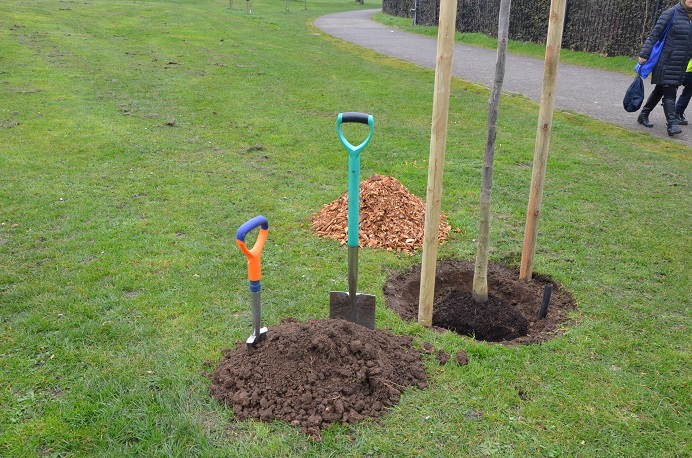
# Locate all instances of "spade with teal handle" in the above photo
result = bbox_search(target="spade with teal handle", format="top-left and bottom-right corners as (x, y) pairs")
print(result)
(329, 112), (376, 329)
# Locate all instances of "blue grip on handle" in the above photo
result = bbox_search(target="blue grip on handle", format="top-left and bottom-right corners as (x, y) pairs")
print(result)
(236, 215), (269, 243)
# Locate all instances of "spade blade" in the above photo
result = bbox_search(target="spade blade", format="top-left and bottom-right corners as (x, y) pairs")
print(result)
(329, 291), (376, 330)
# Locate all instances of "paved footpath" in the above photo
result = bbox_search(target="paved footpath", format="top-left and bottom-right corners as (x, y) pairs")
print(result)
(314, 9), (691, 146)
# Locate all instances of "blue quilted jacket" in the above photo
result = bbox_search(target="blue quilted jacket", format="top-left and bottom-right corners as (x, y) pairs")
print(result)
(640, 3), (692, 85)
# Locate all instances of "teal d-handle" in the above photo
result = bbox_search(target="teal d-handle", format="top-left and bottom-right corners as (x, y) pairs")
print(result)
(336, 112), (374, 248)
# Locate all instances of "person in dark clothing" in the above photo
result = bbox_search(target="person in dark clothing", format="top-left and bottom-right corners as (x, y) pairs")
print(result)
(637, 0), (692, 136)
(675, 59), (692, 125)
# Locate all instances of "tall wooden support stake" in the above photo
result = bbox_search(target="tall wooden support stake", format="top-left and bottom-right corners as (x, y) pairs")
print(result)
(418, 0), (458, 327)
(472, 0), (512, 303)
(519, 0), (566, 280)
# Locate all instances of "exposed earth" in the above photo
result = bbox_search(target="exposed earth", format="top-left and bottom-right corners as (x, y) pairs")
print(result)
(384, 259), (577, 344)
(210, 318), (429, 438)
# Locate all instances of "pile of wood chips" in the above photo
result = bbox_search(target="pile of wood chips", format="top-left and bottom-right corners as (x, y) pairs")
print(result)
(310, 175), (451, 253)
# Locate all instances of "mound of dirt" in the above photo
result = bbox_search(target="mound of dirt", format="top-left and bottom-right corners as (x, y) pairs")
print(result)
(210, 318), (428, 437)
(310, 175), (451, 253)
(383, 260), (576, 344)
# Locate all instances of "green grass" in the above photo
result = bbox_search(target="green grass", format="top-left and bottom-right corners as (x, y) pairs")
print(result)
(1, 0), (690, 456)
(373, 12), (638, 74)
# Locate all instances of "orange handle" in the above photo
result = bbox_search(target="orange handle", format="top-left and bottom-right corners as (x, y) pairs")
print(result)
(235, 216), (269, 282)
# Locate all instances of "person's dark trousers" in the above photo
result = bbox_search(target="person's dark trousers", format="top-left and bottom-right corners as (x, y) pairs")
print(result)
(638, 84), (680, 135)
(658, 85), (682, 136)
(675, 72), (692, 125)
(638, 85), (664, 127)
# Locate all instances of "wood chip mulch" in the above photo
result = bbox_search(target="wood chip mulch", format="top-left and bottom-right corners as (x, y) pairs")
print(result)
(310, 175), (451, 253)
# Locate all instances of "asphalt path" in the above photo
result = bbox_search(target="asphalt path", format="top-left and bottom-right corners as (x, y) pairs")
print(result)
(314, 9), (691, 146)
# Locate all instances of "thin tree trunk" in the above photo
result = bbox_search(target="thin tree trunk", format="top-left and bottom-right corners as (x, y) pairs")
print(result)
(472, 0), (512, 303)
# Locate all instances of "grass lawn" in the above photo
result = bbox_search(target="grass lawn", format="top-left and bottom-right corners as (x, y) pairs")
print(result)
(1, 0), (690, 456)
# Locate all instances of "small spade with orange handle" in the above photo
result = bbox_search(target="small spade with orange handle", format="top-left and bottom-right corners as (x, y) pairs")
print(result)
(236, 215), (269, 352)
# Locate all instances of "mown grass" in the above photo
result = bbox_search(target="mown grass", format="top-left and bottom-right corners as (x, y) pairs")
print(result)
(1, 0), (690, 456)
(373, 12), (638, 74)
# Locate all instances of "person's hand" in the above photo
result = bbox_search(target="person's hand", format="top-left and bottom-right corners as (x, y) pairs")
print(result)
(639, 57), (647, 65)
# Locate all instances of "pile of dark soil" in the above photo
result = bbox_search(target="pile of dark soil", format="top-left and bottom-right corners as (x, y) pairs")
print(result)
(210, 318), (428, 437)
(384, 260), (577, 344)
(310, 175), (451, 253)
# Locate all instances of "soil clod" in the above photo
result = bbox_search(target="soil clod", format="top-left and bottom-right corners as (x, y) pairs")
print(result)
(421, 342), (435, 354)
(455, 349), (469, 366)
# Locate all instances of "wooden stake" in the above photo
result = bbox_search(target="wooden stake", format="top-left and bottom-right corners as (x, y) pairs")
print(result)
(418, 0), (458, 327)
(519, 0), (566, 280)
(472, 0), (512, 303)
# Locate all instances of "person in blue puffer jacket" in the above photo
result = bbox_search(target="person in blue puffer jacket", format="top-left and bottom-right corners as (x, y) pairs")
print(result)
(637, 0), (692, 136)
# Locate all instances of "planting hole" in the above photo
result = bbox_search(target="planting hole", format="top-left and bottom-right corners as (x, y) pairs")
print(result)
(383, 260), (577, 344)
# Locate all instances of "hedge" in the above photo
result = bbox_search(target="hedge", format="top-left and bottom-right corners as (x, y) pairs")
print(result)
(382, 0), (680, 57)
